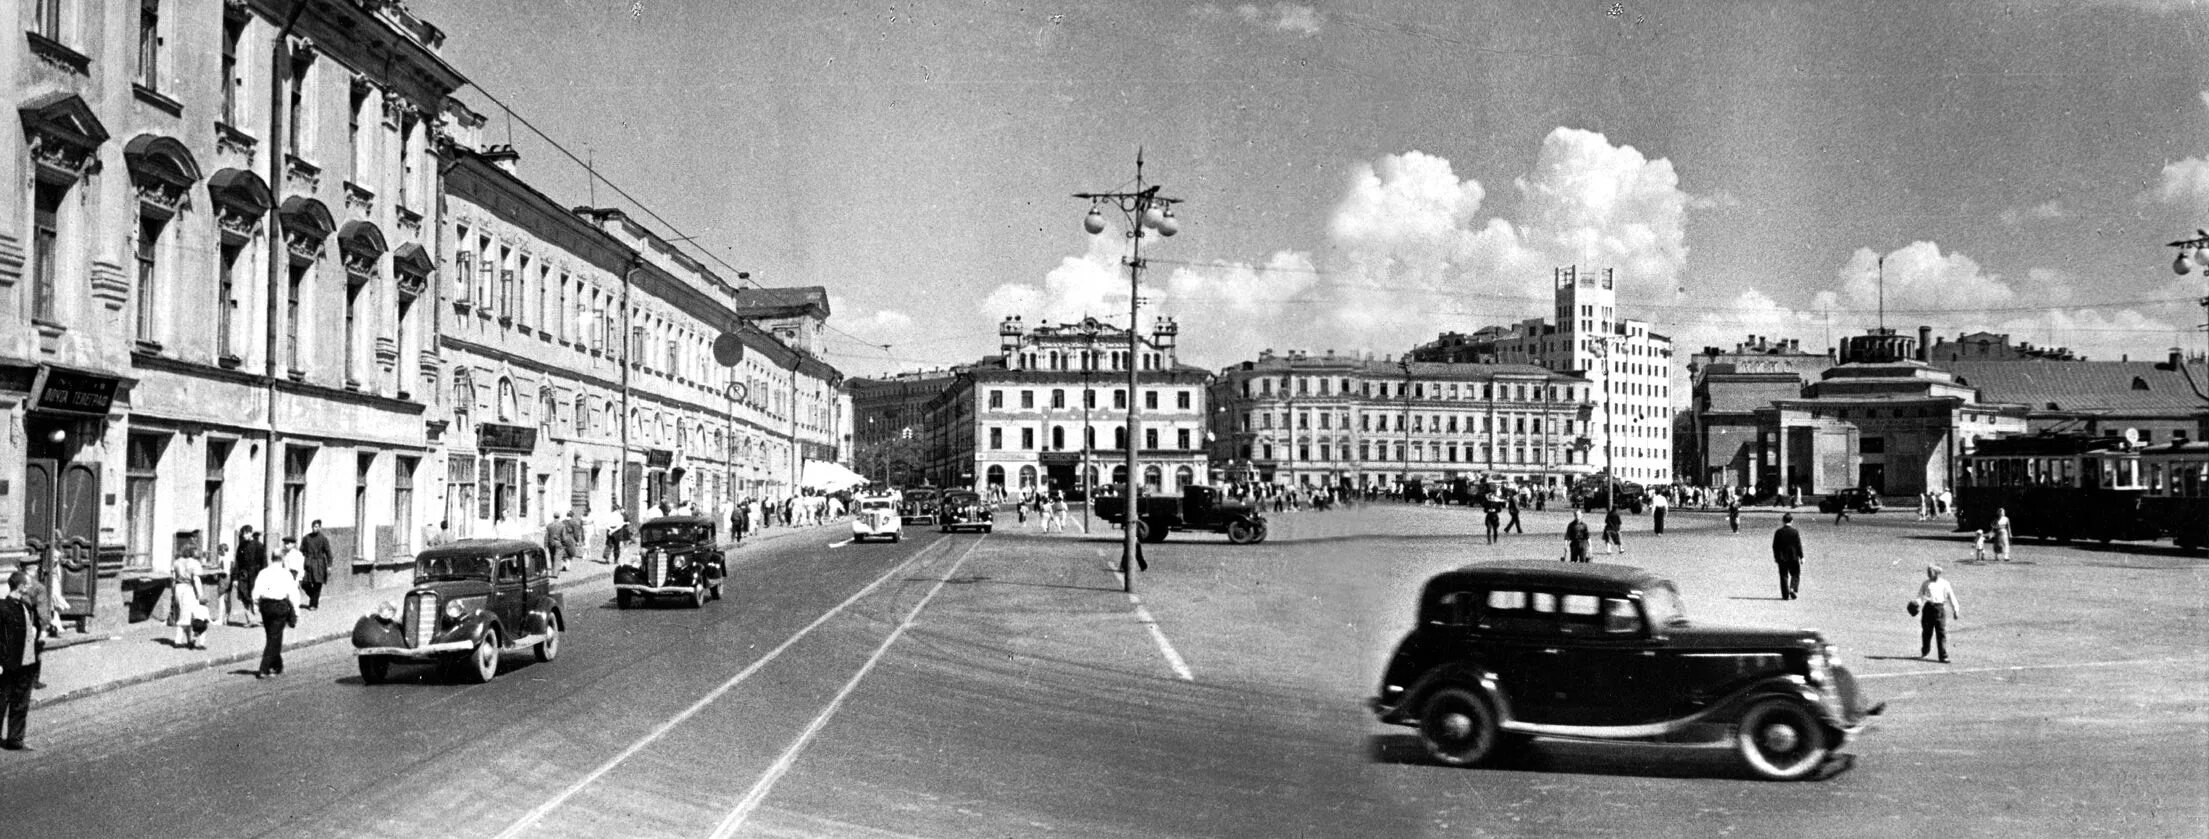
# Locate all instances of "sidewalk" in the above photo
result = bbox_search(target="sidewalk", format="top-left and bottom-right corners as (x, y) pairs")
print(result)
(30, 521), (837, 710)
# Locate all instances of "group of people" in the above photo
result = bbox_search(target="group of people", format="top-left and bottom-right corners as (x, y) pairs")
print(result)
(1012, 491), (1072, 532)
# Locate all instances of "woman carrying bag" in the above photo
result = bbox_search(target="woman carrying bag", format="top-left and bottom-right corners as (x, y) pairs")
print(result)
(171, 548), (208, 650)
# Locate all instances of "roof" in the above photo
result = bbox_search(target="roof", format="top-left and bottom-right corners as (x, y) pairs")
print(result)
(733, 286), (832, 319)
(417, 538), (543, 557)
(1941, 360), (2209, 413)
(1423, 560), (1666, 593)
(641, 515), (717, 526)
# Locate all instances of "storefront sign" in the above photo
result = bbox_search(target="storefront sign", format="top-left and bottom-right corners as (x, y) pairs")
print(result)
(476, 423), (538, 452)
(645, 449), (674, 469)
(30, 367), (121, 416)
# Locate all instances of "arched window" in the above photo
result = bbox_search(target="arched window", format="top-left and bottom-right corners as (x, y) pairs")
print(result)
(1111, 465), (1128, 485)
(1018, 465), (1037, 489)
(1143, 465), (1162, 490)
(540, 389), (557, 434)
(496, 378), (517, 422)
(574, 394), (589, 435)
(986, 465), (1005, 488)
(1113, 426), (1128, 450)
(452, 370), (474, 430)
(1051, 426), (1065, 450)
(1174, 465), (1194, 489)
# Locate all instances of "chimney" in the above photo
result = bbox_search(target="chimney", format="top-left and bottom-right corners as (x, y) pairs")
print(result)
(480, 144), (521, 174)
(2174, 348), (2186, 369)
(1918, 326), (1932, 362)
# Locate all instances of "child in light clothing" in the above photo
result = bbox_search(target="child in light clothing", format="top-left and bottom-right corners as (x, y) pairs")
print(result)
(1972, 529), (1988, 562)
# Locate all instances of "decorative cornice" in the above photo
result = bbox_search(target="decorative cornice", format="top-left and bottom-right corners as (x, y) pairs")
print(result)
(395, 271), (427, 302)
(214, 122), (258, 159)
(25, 32), (89, 76)
(284, 228), (324, 265)
(395, 205), (425, 233)
(135, 179), (190, 220)
(344, 180), (376, 215)
(26, 132), (98, 184)
(284, 154), (322, 194)
(215, 206), (262, 246)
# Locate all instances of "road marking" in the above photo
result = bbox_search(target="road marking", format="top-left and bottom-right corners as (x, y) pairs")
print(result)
(1855, 655), (2204, 680)
(710, 537), (984, 839)
(828, 538), (853, 548)
(1107, 566), (1196, 683)
(488, 540), (948, 839)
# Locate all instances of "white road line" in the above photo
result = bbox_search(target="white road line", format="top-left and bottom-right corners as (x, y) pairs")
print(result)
(709, 538), (984, 839)
(1107, 567), (1195, 682)
(488, 540), (947, 839)
(1855, 655), (2205, 680)
(828, 538), (853, 548)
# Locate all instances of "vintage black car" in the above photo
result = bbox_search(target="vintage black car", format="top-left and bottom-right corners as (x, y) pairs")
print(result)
(1372, 561), (1882, 781)
(1818, 487), (1883, 514)
(1093, 485), (1268, 544)
(616, 515), (727, 608)
(938, 489), (994, 533)
(351, 539), (565, 684)
(899, 487), (941, 525)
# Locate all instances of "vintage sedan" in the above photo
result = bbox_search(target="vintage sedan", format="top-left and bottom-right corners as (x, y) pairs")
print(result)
(852, 494), (904, 542)
(616, 515), (727, 608)
(1371, 561), (1883, 781)
(351, 539), (565, 684)
(938, 489), (994, 533)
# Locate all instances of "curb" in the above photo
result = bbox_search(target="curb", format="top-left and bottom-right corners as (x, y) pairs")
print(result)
(28, 522), (837, 710)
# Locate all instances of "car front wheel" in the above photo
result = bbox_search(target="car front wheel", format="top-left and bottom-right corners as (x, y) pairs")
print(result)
(1419, 686), (1516, 767)
(358, 655), (389, 685)
(468, 631), (501, 684)
(1227, 520), (1260, 544)
(1736, 698), (1830, 780)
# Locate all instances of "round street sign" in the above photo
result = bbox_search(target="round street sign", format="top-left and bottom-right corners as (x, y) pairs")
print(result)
(712, 332), (746, 366)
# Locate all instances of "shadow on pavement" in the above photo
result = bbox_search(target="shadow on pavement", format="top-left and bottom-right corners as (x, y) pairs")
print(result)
(1368, 733), (1858, 782)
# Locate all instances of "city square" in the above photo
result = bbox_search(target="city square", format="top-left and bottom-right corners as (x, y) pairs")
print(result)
(2, 1), (2207, 836)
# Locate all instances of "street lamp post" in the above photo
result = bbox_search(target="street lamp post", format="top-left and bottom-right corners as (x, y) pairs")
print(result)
(1075, 151), (1181, 594)
(1588, 335), (1624, 512)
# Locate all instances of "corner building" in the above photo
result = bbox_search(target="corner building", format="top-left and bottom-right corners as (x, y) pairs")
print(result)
(4, 0), (457, 618)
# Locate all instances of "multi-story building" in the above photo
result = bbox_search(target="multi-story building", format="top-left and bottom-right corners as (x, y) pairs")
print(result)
(1686, 335), (1837, 488)
(3, 0), (460, 618)
(1208, 350), (1594, 492)
(1410, 266), (1676, 484)
(437, 113), (845, 537)
(847, 368), (960, 485)
(914, 316), (1209, 495)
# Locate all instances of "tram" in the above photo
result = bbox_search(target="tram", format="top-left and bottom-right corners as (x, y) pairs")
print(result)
(1956, 433), (2208, 550)
(1954, 434), (2159, 544)
(2139, 441), (2209, 550)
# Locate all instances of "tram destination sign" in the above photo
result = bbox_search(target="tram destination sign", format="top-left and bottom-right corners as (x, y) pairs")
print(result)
(30, 367), (121, 416)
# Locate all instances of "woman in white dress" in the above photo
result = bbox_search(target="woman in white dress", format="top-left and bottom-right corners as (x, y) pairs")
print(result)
(171, 549), (207, 649)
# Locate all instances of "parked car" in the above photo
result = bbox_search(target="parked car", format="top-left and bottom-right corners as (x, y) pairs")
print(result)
(852, 493), (905, 542)
(615, 515), (727, 608)
(1818, 488), (1883, 514)
(938, 489), (994, 533)
(1575, 477), (1647, 513)
(1093, 485), (1268, 544)
(1371, 560), (1883, 781)
(351, 539), (565, 684)
(900, 487), (941, 525)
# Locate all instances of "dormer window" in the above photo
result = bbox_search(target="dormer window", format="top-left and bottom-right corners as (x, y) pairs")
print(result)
(2132, 376), (2150, 391)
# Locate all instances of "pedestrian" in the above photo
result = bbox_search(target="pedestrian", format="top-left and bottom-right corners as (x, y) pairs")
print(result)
(1483, 503), (1501, 545)
(0, 570), (42, 750)
(279, 535), (306, 582)
(1650, 491), (1668, 535)
(1564, 510), (1591, 563)
(1972, 529), (1988, 563)
(1015, 494), (1028, 527)
(231, 527), (266, 628)
(171, 546), (208, 650)
(250, 542), (302, 679)
(1916, 492), (1931, 522)
(1504, 495), (1523, 534)
(1833, 495), (1852, 525)
(11, 552), (58, 642)
(1049, 492), (1069, 532)
(1772, 512), (1805, 600)
(299, 520), (332, 610)
(1992, 507), (2014, 562)
(1727, 496), (1741, 534)
(563, 511), (586, 572)
(1912, 564), (1961, 662)
(1602, 507), (1624, 555)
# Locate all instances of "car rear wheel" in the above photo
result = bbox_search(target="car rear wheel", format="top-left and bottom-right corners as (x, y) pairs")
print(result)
(358, 655), (389, 685)
(534, 615), (561, 662)
(468, 631), (501, 684)
(1736, 698), (1830, 780)
(1418, 686), (1514, 767)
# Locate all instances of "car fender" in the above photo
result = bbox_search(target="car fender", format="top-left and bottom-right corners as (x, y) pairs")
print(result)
(1393, 662), (1512, 725)
(1703, 674), (1844, 729)
(350, 613), (402, 649)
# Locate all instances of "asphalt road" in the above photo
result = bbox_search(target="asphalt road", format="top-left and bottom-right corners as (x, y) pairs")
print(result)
(3, 505), (2202, 838)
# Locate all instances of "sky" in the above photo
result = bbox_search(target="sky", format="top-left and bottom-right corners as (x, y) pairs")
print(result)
(415, 0), (2209, 384)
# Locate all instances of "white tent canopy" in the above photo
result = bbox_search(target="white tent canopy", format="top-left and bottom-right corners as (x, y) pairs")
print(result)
(800, 460), (870, 491)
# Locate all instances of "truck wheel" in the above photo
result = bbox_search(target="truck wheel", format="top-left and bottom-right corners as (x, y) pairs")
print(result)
(358, 656), (389, 685)
(1227, 520), (1260, 544)
(1140, 520), (1169, 543)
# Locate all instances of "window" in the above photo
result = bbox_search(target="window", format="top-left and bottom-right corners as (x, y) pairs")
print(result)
(1144, 390), (1158, 410)
(285, 264), (306, 371)
(397, 112), (420, 208)
(988, 389), (1002, 409)
(1021, 427), (1034, 449)
(1082, 388), (1095, 409)
(1177, 429), (1190, 449)
(283, 446), (315, 538)
(30, 0), (64, 39)
(216, 243), (242, 359)
(134, 217), (163, 342)
(127, 433), (164, 567)
(1051, 389), (1065, 409)
(136, 0), (162, 89)
(1020, 390), (1033, 409)
(220, 16), (245, 124)
(1113, 389), (1127, 409)
(348, 83), (369, 181)
(989, 427), (1002, 450)
(1177, 390), (1191, 409)
(342, 280), (364, 383)
(285, 51), (313, 152)
(1145, 429), (1158, 450)
(30, 182), (62, 323)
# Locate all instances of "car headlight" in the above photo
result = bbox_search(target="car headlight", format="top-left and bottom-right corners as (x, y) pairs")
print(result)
(674, 554), (690, 570)
(374, 600), (399, 622)
(445, 597), (485, 620)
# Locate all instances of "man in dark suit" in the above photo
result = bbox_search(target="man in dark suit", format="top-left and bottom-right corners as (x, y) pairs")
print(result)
(1772, 512), (1805, 600)
(0, 570), (43, 750)
(298, 520), (333, 610)
(232, 527), (267, 627)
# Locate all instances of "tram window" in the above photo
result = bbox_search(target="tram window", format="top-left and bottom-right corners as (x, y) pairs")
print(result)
(2148, 462), (2165, 493)
(2117, 461), (2141, 490)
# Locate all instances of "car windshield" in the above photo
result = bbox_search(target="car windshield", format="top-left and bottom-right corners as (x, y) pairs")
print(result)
(860, 500), (894, 511)
(1641, 581), (1689, 626)
(415, 554), (492, 582)
(944, 494), (979, 505)
(641, 523), (709, 544)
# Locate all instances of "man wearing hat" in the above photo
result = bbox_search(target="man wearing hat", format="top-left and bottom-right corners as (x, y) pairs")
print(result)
(0, 570), (44, 749)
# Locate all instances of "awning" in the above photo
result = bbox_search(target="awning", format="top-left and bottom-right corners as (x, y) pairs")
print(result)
(801, 460), (869, 491)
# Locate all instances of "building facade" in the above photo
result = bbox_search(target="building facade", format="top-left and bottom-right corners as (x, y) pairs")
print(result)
(1409, 266), (1675, 484)
(1207, 349), (1594, 492)
(915, 316), (1209, 496)
(1686, 335), (1837, 488)
(4, 0), (459, 617)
